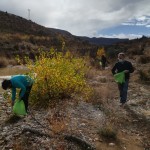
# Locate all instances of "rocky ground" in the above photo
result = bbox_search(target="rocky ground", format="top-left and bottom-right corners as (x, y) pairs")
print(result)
(0, 67), (150, 150)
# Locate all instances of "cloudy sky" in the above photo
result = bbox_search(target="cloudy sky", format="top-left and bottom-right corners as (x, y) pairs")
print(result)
(0, 0), (150, 39)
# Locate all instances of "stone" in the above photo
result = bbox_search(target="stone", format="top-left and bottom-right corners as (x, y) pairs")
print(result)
(109, 143), (115, 146)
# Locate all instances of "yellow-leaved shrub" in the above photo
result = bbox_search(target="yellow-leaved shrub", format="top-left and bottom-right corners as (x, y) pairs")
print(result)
(27, 49), (92, 107)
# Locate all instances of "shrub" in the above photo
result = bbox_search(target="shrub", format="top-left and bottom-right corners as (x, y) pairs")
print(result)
(8, 58), (18, 66)
(106, 47), (123, 59)
(26, 49), (92, 107)
(98, 125), (117, 141)
(138, 69), (150, 81)
(13, 44), (19, 50)
(137, 55), (150, 64)
(0, 57), (9, 68)
(29, 36), (36, 44)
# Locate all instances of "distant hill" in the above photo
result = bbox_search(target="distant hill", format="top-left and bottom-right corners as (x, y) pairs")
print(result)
(0, 10), (99, 58)
(0, 10), (128, 45)
(0, 10), (72, 37)
(0, 10), (129, 59)
(78, 36), (129, 46)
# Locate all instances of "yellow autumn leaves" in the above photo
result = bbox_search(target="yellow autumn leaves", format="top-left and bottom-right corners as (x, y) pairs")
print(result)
(26, 49), (92, 107)
(97, 47), (105, 58)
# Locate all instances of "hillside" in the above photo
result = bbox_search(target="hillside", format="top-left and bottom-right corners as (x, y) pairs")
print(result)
(0, 10), (98, 59)
(0, 11), (69, 36)
(0, 10), (131, 60)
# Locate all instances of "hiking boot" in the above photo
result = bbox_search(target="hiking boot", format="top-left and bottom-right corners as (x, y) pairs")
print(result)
(120, 103), (126, 108)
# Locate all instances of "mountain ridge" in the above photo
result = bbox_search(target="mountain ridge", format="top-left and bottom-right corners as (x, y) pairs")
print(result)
(78, 36), (129, 45)
(0, 10), (128, 46)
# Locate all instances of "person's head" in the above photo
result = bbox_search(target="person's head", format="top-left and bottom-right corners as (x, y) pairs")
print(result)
(118, 52), (125, 61)
(1, 79), (12, 90)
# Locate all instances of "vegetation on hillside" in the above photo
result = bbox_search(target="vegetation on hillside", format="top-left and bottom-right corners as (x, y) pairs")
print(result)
(0, 10), (98, 61)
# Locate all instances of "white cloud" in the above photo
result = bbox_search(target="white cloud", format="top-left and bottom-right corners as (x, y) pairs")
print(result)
(98, 33), (144, 39)
(122, 22), (135, 26)
(137, 16), (147, 21)
(0, 0), (150, 36)
(122, 15), (150, 27)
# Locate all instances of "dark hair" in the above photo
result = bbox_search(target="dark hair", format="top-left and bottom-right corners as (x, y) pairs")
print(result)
(2, 80), (11, 90)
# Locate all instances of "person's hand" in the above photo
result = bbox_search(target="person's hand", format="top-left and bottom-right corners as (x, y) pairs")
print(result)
(124, 70), (129, 73)
(11, 101), (14, 107)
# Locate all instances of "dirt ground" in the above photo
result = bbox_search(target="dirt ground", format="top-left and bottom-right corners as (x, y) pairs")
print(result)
(94, 68), (150, 150)
(0, 66), (149, 150)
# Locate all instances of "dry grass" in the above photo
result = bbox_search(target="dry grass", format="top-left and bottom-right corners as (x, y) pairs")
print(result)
(142, 110), (150, 117)
(0, 57), (8, 68)
(86, 67), (119, 118)
(8, 58), (18, 66)
(0, 66), (28, 76)
(0, 56), (19, 68)
(87, 68), (127, 128)
(89, 82), (117, 105)
(137, 99), (147, 105)
(46, 101), (70, 134)
(137, 55), (150, 64)
(85, 67), (101, 80)
(12, 135), (31, 150)
(138, 69), (150, 81)
(98, 125), (118, 141)
(98, 77), (107, 83)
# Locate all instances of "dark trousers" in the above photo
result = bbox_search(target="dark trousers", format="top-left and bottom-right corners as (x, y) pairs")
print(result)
(118, 80), (129, 104)
(102, 62), (106, 69)
(20, 85), (32, 112)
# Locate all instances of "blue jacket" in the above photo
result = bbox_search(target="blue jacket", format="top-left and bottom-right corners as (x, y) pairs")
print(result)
(10, 75), (33, 101)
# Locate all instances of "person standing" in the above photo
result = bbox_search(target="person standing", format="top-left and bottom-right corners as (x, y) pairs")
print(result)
(2, 75), (33, 113)
(101, 55), (107, 69)
(112, 53), (134, 107)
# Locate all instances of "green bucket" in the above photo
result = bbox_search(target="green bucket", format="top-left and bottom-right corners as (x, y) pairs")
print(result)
(13, 100), (27, 116)
(114, 71), (125, 84)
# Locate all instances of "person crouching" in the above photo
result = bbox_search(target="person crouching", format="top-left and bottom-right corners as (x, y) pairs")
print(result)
(2, 75), (33, 113)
